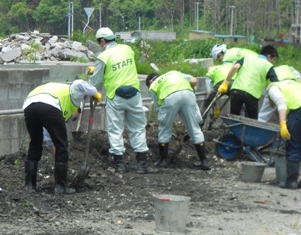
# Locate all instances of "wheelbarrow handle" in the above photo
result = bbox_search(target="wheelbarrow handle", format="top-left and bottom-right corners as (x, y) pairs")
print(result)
(213, 138), (243, 149)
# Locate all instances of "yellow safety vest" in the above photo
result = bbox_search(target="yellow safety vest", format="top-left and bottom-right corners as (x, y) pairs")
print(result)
(274, 65), (297, 81)
(270, 80), (301, 113)
(149, 71), (193, 105)
(231, 55), (273, 99)
(26, 83), (78, 121)
(206, 63), (236, 86)
(98, 44), (140, 99)
(223, 48), (258, 64)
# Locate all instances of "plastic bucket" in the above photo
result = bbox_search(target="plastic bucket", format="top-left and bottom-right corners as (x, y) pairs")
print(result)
(153, 194), (191, 234)
(274, 155), (287, 187)
(241, 161), (266, 183)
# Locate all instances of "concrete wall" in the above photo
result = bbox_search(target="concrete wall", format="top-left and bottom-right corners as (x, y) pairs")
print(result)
(0, 68), (49, 110)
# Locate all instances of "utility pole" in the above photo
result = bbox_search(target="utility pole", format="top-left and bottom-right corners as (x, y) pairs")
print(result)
(99, 3), (102, 28)
(230, 5), (236, 35)
(71, 2), (74, 37)
(67, 0), (71, 39)
(139, 16), (141, 31)
(195, 2), (200, 30)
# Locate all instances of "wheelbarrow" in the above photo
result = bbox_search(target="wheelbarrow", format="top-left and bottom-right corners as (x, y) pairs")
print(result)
(214, 114), (282, 164)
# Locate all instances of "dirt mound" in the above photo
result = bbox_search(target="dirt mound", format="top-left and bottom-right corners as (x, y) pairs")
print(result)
(0, 122), (300, 235)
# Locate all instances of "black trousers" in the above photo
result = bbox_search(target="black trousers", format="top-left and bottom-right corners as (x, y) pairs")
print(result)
(200, 80), (232, 114)
(24, 102), (69, 163)
(230, 89), (258, 119)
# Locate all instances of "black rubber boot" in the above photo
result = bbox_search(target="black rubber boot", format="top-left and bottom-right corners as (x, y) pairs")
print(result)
(25, 160), (38, 190)
(113, 154), (126, 173)
(154, 143), (168, 167)
(284, 161), (299, 189)
(195, 143), (211, 171)
(54, 162), (75, 194)
(136, 152), (153, 174)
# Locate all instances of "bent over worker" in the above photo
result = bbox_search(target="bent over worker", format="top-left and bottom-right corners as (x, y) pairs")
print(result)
(218, 45), (279, 119)
(146, 71), (211, 170)
(200, 63), (236, 117)
(267, 80), (301, 189)
(211, 44), (258, 64)
(88, 27), (152, 174)
(23, 79), (101, 194)
(258, 65), (300, 122)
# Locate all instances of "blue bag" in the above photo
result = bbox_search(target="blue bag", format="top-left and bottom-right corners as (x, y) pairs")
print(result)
(115, 86), (138, 99)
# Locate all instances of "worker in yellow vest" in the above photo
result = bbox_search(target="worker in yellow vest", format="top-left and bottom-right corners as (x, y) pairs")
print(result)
(258, 65), (300, 122)
(218, 45), (279, 119)
(146, 71), (211, 170)
(267, 80), (301, 189)
(201, 63), (236, 118)
(211, 44), (258, 64)
(23, 79), (101, 194)
(88, 27), (152, 174)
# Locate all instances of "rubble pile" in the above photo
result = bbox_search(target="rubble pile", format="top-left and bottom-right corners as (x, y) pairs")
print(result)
(0, 30), (101, 64)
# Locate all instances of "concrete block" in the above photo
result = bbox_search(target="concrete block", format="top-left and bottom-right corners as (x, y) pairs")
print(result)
(0, 100), (8, 110)
(8, 84), (21, 99)
(8, 100), (23, 110)
(0, 70), (10, 85)
(0, 114), (27, 156)
(85, 40), (102, 55)
(23, 69), (47, 84)
(0, 84), (8, 100)
(57, 48), (88, 61)
(1, 48), (22, 62)
(9, 70), (24, 84)
(21, 84), (36, 102)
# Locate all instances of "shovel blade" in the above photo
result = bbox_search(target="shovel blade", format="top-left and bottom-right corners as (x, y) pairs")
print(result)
(72, 131), (85, 141)
(69, 163), (91, 188)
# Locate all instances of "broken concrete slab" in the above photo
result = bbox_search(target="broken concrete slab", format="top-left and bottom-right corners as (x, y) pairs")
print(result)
(0, 31), (96, 64)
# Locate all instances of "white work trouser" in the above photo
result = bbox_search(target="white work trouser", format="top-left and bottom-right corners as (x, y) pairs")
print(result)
(258, 95), (277, 122)
(158, 90), (205, 144)
(106, 92), (148, 155)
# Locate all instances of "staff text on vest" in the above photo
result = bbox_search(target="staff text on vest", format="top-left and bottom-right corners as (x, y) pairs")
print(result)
(112, 59), (133, 71)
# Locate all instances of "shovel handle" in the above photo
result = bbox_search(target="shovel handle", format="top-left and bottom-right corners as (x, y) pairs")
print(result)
(202, 92), (222, 119)
(76, 96), (87, 132)
(84, 97), (97, 158)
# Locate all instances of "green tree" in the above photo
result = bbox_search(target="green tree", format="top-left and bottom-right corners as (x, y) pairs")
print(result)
(7, 2), (33, 32)
(32, 0), (68, 34)
(107, 0), (153, 31)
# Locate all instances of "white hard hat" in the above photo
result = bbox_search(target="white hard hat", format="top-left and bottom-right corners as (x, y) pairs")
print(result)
(95, 27), (116, 40)
(211, 44), (227, 59)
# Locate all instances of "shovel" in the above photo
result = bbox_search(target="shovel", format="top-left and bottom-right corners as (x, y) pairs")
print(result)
(72, 96), (87, 141)
(202, 92), (222, 120)
(69, 97), (97, 189)
(72, 71), (90, 141)
(207, 96), (230, 130)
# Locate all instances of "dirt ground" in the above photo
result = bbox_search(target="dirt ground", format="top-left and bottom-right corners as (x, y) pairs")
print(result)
(0, 120), (301, 235)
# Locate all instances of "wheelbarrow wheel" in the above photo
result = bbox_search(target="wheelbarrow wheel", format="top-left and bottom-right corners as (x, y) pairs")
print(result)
(215, 133), (243, 161)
